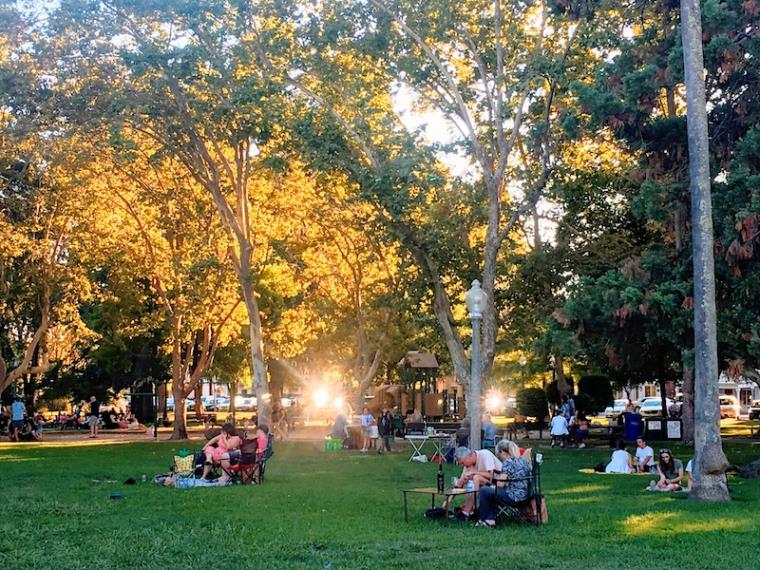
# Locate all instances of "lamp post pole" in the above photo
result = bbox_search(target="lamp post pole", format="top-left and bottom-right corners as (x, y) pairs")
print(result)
(466, 280), (486, 450)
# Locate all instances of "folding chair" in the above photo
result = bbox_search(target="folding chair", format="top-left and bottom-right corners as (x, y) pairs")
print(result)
(495, 452), (544, 526)
(255, 433), (275, 483)
(223, 437), (259, 485)
(172, 452), (198, 484)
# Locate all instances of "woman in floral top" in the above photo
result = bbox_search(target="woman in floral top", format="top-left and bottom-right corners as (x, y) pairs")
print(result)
(476, 439), (531, 527)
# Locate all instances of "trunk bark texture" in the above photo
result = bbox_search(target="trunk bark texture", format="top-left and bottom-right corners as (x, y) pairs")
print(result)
(681, 363), (695, 444)
(554, 352), (572, 396)
(171, 381), (188, 440)
(240, 269), (271, 427)
(680, 0), (730, 501)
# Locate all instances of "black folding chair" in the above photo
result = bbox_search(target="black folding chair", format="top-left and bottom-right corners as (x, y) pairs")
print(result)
(495, 454), (544, 526)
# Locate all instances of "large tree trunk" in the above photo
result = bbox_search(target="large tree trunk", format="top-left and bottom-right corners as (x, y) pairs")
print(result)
(0, 283), (51, 393)
(554, 351), (572, 396)
(681, 362), (695, 444)
(680, 0), (730, 501)
(171, 380), (188, 440)
(353, 349), (382, 412)
(240, 271), (271, 427)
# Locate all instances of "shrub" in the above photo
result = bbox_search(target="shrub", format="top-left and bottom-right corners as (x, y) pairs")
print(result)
(578, 375), (614, 413)
(573, 393), (596, 416)
(517, 388), (548, 425)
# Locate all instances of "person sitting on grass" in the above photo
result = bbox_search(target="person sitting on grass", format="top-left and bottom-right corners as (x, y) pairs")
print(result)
(605, 439), (633, 473)
(476, 440), (531, 528)
(201, 423), (242, 481)
(574, 414), (589, 449)
(447, 446), (502, 519)
(634, 437), (655, 473)
(550, 410), (569, 448)
(652, 448), (684, 491)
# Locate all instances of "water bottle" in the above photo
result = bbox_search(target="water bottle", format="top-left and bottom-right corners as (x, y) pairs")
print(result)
(436, 462), (444, 493)
(465, 480), (475, 492)
(141, 474), (147, 483)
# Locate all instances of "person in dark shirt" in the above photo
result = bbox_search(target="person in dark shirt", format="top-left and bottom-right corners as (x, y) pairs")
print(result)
(88, 396), (100, 439)
(377, 407), (394, 454)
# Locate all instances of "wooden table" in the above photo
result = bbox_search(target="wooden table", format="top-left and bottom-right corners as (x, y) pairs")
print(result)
(401, 487), (478, 522)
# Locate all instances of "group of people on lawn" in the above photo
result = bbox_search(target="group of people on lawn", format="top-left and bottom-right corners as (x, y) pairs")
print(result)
(199, 421), (269, 483)
(548, 395), (590, 448)
(605, 437), (693, 491)
(447, 440), (532, 528)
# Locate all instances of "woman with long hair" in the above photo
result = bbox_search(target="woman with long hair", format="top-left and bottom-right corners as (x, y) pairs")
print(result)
(654, 448), (684, 491)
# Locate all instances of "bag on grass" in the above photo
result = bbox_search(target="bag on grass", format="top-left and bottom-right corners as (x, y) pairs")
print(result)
(518, 495), (548, 524)
(424, 507), (448, 519)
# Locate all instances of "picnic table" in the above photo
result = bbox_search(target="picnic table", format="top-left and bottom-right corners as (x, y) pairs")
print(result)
(404, 433), (452, 462)
(401, 487), (478, 522)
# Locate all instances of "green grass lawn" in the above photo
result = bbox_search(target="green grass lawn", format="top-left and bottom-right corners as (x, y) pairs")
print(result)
(1, 438), (759, 570)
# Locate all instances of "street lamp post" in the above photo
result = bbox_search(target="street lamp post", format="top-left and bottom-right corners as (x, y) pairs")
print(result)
(465, 280), (487, 450)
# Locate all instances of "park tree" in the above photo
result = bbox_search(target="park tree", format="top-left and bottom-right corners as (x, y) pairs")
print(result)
(298, 184), (415, 411)
(47, 0), (336, 425)
(680, 0), (730, 501)
(244, 1), (626, 449)
(82, 148), (245, 439)
(0, 7), (96, 397)
(551, 0), (760, 456)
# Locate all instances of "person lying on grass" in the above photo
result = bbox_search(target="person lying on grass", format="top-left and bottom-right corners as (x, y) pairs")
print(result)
(446, 446), (501, 518)
(201, 423), (241, 481)
(652, 448), (684, 491)
(476, 440), (531, 528)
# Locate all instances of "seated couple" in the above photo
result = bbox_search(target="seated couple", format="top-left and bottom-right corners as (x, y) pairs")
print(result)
(201, 422), (269, 483)
(448, 441), (531, 527)
(605, 437), (656, 474)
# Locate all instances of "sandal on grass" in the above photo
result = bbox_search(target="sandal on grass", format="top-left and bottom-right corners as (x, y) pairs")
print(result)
(474, 521), (495, 528)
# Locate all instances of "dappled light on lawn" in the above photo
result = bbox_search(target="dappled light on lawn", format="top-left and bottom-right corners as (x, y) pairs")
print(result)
(623, 513), (748, 537)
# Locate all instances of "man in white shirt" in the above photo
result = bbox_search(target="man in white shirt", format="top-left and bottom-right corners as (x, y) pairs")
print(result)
(550, 411), (569, 448)
(634, 437), (655, 473)
(448, 447), (502, 517)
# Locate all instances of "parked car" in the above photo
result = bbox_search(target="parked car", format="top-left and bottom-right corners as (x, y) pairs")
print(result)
(604, 399), (630, 418)
(750, 400), (760, 421)
(234, 396), (256, 411)
(639, 397), (674, 417)
(166, 397), (175, 411)
(203, 396), (230, 411)
(719, 395), (740, 419)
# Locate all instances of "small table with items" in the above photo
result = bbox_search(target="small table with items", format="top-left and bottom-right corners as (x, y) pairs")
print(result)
(401, 487), (478, 522)
(404, 433), (452, 462)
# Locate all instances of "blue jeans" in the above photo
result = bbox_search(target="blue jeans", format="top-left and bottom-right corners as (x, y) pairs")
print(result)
(479, 485), (511, 522)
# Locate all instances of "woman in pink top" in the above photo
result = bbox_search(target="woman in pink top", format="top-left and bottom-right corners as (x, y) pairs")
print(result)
(201, 423), (242, 480)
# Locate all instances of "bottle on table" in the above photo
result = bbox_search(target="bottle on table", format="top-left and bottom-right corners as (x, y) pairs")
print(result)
(437, 462), (444, 493)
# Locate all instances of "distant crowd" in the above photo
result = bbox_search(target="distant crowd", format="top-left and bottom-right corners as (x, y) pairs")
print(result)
(1, 395), (141, 442)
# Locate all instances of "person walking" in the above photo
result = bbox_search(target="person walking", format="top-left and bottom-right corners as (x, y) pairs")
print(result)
(88, 396), (100, 439)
